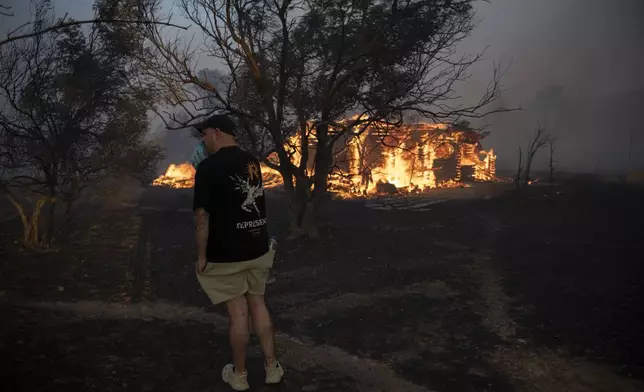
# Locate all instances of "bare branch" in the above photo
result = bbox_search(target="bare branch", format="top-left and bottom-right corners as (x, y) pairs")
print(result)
(139, 0), (514, 236)
(0, 4), (12, 17)
(1, 18), (188, 47)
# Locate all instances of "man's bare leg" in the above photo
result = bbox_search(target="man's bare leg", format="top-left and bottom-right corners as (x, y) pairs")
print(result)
(225, 295), (249, 373)
(248, 314), (255, 335)
(246, 294), (277, 366)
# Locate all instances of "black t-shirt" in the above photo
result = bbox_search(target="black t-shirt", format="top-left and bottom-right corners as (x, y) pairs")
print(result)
(193, 146), (269, 263)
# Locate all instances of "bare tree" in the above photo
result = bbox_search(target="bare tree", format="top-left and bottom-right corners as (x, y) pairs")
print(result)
(515, 125), (553, 188)
(514, 145), (523, 190)
(141, 0), (510, 238)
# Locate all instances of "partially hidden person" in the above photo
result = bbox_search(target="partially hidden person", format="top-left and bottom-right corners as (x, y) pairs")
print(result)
(192, 114), (283, 391)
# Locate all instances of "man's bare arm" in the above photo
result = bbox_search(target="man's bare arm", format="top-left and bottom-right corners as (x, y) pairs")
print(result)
(195, 208), (209, 262)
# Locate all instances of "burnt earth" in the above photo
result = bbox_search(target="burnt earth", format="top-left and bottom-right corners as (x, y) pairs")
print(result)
(1, 182), (643, 392)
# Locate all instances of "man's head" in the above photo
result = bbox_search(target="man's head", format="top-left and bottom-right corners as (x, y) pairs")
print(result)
(194, 114), (237, 153)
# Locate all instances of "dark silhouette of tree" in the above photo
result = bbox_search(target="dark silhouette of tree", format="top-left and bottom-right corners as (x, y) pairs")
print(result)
(142, 0), (510, 238)
(515, 125), (553, 189)
(0, 0), (162, 248)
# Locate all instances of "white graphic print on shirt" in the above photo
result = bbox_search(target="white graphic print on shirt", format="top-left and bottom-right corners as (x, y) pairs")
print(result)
(231, 161), (264, 215)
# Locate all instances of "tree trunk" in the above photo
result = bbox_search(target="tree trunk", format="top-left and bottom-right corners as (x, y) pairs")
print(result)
(277, 120), (334, 240)
(285, 173), (319, 239)
(59, 198), (76, 239)
(523, 151), (536, 187)
(43, 195), (57, 246)
(273, 120), (336, 240)
(515, 146), (523, 190)
(296, 198), (319, 239)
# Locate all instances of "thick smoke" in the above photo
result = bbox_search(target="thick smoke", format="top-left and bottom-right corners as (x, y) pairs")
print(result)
(466, 0), (644, 173)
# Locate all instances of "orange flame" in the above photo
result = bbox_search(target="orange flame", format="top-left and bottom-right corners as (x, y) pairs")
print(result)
(152, 121), (497, 196)
(152, 162), (196, 189)
(152, 161), (284, 189)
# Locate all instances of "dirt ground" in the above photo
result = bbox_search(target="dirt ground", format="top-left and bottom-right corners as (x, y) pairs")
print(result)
(1, 181), (643, 392)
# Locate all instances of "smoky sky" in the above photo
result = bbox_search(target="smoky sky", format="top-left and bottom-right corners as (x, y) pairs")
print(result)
(468, 0), (644, 98)
(465, 0), (644, 172)
(3, 0), (644, 172)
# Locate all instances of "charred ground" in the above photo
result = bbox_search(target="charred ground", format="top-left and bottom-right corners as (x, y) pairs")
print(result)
(1, 181), (643, 392)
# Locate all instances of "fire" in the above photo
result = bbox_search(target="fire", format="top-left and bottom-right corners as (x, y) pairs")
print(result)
(326, 122), (496, 198)
(259, 163), (283, 189)
(153, 120), (497, 197)
(474, 148), (496, 181)
(152, 161), (284, 189)
(152, 162), (196, 188)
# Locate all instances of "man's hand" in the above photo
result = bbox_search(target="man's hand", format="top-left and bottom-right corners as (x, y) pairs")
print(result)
(195, 208), (209, 267)
(196, 258), (207, 273)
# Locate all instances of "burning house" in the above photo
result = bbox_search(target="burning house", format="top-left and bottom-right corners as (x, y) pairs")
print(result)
(152, 120), (497, 196)
(259, 120), (497, 197)
(330, 121), (496, 196)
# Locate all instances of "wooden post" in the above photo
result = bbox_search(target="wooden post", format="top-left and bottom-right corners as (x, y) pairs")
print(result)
(455, 143), (463, 182)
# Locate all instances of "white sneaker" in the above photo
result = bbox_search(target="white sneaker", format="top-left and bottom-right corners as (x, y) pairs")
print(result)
(265, 361), (284, 384)
(221, 364), (250, 391)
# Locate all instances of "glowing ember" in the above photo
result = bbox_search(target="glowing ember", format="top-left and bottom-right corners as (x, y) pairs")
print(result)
(152, 162), (196, 188)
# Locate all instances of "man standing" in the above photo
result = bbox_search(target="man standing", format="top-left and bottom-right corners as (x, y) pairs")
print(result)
(192, 114), (283, 391)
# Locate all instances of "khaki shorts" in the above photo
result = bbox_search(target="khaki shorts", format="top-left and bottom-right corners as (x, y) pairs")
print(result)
(196, 250), (275, 305)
